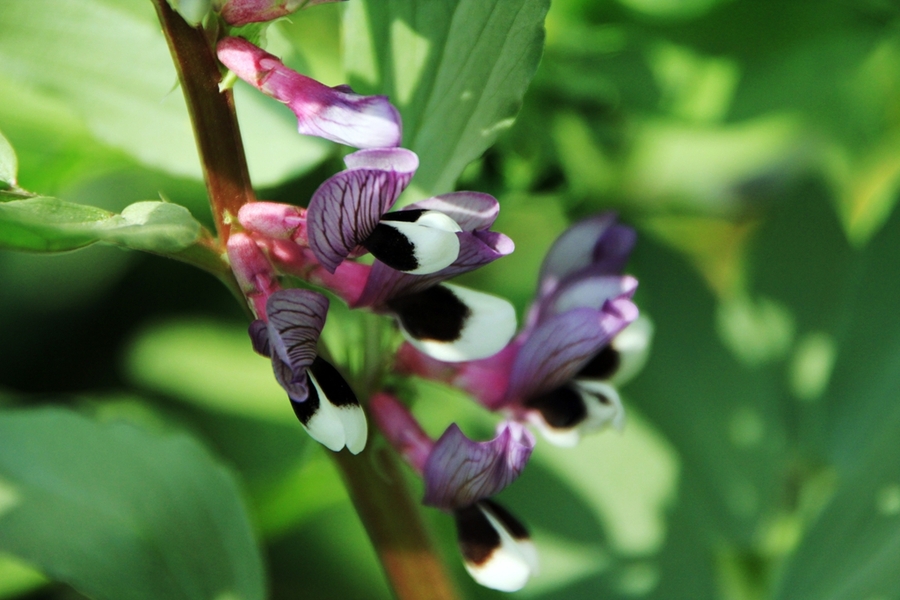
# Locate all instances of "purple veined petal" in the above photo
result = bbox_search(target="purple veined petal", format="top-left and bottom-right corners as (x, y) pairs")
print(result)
(423, 421), (535, 510)
(543, 274), (639, 318)
(271, 354), (311, 404)
(248, 319), (271, 357)
(217, 37), (401, 148)
(307, 148), (418, 273)
(454, 500), (538, 592)
(506, 299), (638, 403)
(408, 192), (500, 231)
(265, 289), (329, 382)
(538, 214), (635, 296)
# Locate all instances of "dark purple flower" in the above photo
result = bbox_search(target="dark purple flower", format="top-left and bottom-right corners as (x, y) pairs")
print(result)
(396, 213), (649, 445)
(371, 393), (537, 591)
(250, 288), (367, 453)
(217, 37), (401, 149)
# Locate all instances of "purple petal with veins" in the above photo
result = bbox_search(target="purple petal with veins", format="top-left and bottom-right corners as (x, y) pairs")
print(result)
(408, 192), (500, 231)
(249, 319), (271, 357)
(265, 289), (329, 382)
(540, 274), (639, 320)
(423, 422), (535, 510)
(506, 298), (638, 403)
(538, 214), (636, 297)
(217, 37), (401, 148)
(307, 148), (418, 273)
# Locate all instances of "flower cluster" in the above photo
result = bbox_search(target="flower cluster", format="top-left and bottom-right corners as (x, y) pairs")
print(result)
(214, 1), (648, 591)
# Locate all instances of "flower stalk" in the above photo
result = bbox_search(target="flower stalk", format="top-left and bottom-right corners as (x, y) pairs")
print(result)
(152, 0), (256, 242)
(153, 4), (461, 598)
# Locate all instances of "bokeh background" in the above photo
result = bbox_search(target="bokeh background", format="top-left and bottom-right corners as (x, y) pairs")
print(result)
(2, 0), (900, 598)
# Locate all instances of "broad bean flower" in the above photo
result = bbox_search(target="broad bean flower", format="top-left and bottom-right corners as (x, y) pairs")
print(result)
(217, 0), (344, 25)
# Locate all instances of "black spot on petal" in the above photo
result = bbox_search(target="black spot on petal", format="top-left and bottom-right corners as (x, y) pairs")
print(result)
(387, 286), (470, 342)
(290, 375), (321, 425)
(482, 499), (529, 541)
(455, 504), (501, 567)
(309, 357), (359, 408)
(363, 223), (419, 271)
(380, 209), (426, 223)
(525, 386), (587, 429)
(577, 345), (620, 380)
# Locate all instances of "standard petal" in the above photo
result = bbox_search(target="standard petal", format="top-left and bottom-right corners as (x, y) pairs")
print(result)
(265, 289), (329, 382)
(408, 192), (500, 231)
(423, 422), (534, 510)
(217, 37), (401, 148)
(507, 299), (638, 403)
(388, 284), (517, 363)
(248, 319), (271, 357)
(538, 214), (635, 296)
(307, 148), (418, 273)
(455, 500), (538, 592)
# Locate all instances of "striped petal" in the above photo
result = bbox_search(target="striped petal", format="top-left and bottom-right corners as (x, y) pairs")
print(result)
(307, 148), (418, 273)
(424, 422), (534, 510)
(265, 289), (329, 382)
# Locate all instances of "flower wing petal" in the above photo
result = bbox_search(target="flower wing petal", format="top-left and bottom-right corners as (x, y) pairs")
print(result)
(409, 192), (500, 231)
(307, 148), (417, 273)
(265, 289), (329, 382)
(424, 422), (535, 510)
(507, 298), (638, 402)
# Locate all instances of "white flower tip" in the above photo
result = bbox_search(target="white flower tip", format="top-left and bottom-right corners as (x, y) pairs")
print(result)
(526, 380), (625, 446)
(395, 284), (517, 363)
(457, 502), (538, 592)
(366, 210), (462, 275)
(299, 361), (368, 454)
(610, 315), (654, 386)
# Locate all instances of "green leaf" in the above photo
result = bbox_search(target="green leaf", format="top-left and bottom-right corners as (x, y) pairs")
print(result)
(0, 408), (265, 600)
(344, 0), (551, 196)
(0, 0), (329, 187)
(167, 0), (211, 26)
(0, 198), (201, 253)
(0, 129), (16, 189)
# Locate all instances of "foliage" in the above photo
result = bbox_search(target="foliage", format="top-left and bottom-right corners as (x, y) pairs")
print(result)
(2, 0), (900, 598)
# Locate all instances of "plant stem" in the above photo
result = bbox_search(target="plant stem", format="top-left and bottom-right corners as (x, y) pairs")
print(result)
(332, 445), (462, 600)
(152, 0), (256, 243)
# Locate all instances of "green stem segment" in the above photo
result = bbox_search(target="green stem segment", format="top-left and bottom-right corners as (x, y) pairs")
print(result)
(152, 5), (461, 599)
(152, 0), (256, 243)
(333, 446), (461, 600)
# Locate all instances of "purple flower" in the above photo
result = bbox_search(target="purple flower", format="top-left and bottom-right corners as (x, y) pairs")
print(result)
(371, 393), (537, 591)
(217, 0), (344, 25)
(397, 214), (649, 445)
(217, 37), (401, 149)
(302, 148), (518, 362)
(250, 288), (367, 453)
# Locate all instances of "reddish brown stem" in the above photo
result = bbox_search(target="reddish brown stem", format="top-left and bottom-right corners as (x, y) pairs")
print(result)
(152, 0), (255, 242)
(333, 444), (461, 600)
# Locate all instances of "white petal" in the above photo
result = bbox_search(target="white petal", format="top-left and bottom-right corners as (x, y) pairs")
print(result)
(336, 404), (368, 455)
(464, 505), (538, 592)
(379, 219), (461, 274)
(402, 284), (517, 362)
(610, 315), (654, 386)
(302, 377), (347, 452)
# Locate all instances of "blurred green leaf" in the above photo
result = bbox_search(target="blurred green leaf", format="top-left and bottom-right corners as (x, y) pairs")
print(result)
(0, 198), (201, 253)
(0, 408), (265, 600)
(0, 554), (45, 599)
(0, 129), (16, 189)
(167, 0), (211, 25)
(344, 0), (551, 196)
(126, 319), (294, 423)
(0, 0), (329, 187)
